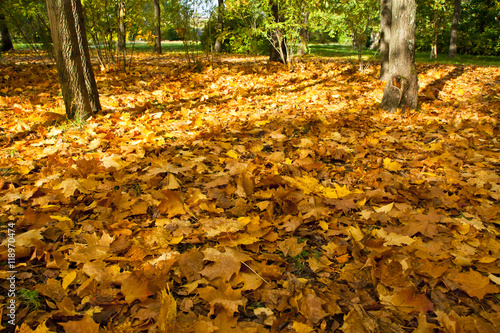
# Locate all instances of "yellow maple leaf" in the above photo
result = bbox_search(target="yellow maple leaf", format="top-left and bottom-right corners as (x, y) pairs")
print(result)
(383, 158), (402, 172)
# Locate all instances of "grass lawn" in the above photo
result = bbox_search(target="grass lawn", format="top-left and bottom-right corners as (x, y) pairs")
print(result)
(309, 43), (500, 66)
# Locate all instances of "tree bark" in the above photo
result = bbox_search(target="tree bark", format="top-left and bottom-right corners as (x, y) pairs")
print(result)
(117, 1), (126, 52)
(379, 0), (391, 81)
(154, 0), (161, 54)
(448, 0), (461, 58)
(214, 0), (224, 53)
(45, 0), (101, 121)
(381, 0), (418, 112)
(0, 13), (13, 52)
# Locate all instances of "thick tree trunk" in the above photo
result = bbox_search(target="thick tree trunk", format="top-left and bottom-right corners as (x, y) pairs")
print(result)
(154, 0), (161, 54)
(214, 0), (224, 53)
(448, 0), (461, 58)
(379, 0), (391, 81)
(381, 0), (418, 112)
(117, 1), (126, 52)
(297, 11), (309, 56)
(269, 2), (287, 63)
(45, 0), (101, 120)
(0, 14), (13, 52)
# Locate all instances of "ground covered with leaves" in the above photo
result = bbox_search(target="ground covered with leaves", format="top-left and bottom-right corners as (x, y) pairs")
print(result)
(1, 53), (500, 332)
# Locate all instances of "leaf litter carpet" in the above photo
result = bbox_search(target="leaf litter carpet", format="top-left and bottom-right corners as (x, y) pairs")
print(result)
(0, 55), (500, 332)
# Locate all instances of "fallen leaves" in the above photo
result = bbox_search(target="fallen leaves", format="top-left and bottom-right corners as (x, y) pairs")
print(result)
(1, 55), (500, 332)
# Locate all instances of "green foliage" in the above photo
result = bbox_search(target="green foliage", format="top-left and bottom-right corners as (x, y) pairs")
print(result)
(415, 0), (452, 55)
(457, 0), (500, 55)
(0, 0), (53, 56)
(19, 288), (42, 311)
(201, 0), (268, 55)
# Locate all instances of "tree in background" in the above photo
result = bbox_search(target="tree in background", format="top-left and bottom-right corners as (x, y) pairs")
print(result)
(0, 0), (53, 57)
(0, 13), (14, 52)
(264, 0), (310, 65)
(165, 0), (203, 64)
(117, 0), (127, 69)
(381, 0), (418, 112)
(214, 0), (224, 52)
(297, 10), (309, 55)
(209, 0), (266, 57)
(46, 0), (101, 121)
(448, 0), (461, 57)
(329, 0), (380, 71)
(267, 0), (286, 63)
(154, 0), (161, 54)
(415, 0), (451, 59)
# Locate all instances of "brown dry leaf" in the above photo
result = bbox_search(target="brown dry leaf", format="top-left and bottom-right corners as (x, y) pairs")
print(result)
(198, 282), (247, 316)
(178, 247), (205, 282)
(298, 293), (328, 324)
(340, 305), (379, 333)
(382, 287), (434, 313)
(446, 270), (500, 299)
(121, 272), (154, 303)
(200, 247), (251, 282)
(35, 278), (66, 303)
(158, 189), (187, 217)
(278, 238), (306, 257)
(414, 313), (436, 333)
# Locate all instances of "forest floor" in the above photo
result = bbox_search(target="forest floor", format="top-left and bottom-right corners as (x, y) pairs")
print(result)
(0, 52), (500, 333)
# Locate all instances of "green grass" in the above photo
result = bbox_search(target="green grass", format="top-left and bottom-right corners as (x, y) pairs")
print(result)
(12, 40), (202, 53)
(309, 43), (500, 67)
(126, 40), (202, 53)
(11, 41), (500, 67)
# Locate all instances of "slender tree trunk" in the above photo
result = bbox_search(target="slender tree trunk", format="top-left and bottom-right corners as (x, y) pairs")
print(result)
(0, 13), (13, 52)
(381, 0), (418, 113)
(379, 0), (391, 81)
(297, 11), (309, 56)
(154, 0), (161, 54)
(448, 0), (461, 58)
(430, 8), (438, 59)
(117, 1), (126, 52)
(269, 2), (287, 63)
(117, 1), (126, 69)
(214, 0), (224, 53)
(45, 0), (101, 121)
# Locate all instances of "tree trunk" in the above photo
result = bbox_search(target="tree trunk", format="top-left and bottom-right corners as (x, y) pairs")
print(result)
(448, 0), (461, 58)
(269, 2), (287, 63)
(154, 0), (161, 54)
(0, 13), (13, 52)
(45, 0), (101, 121)
(381, 0), (418, 113)
(379, 0), (391, 81)
(214, 0), (224, 53)
(297, 11), (309, 56)
(117, 1), (126, 52)
(430, 8), (439, 59)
